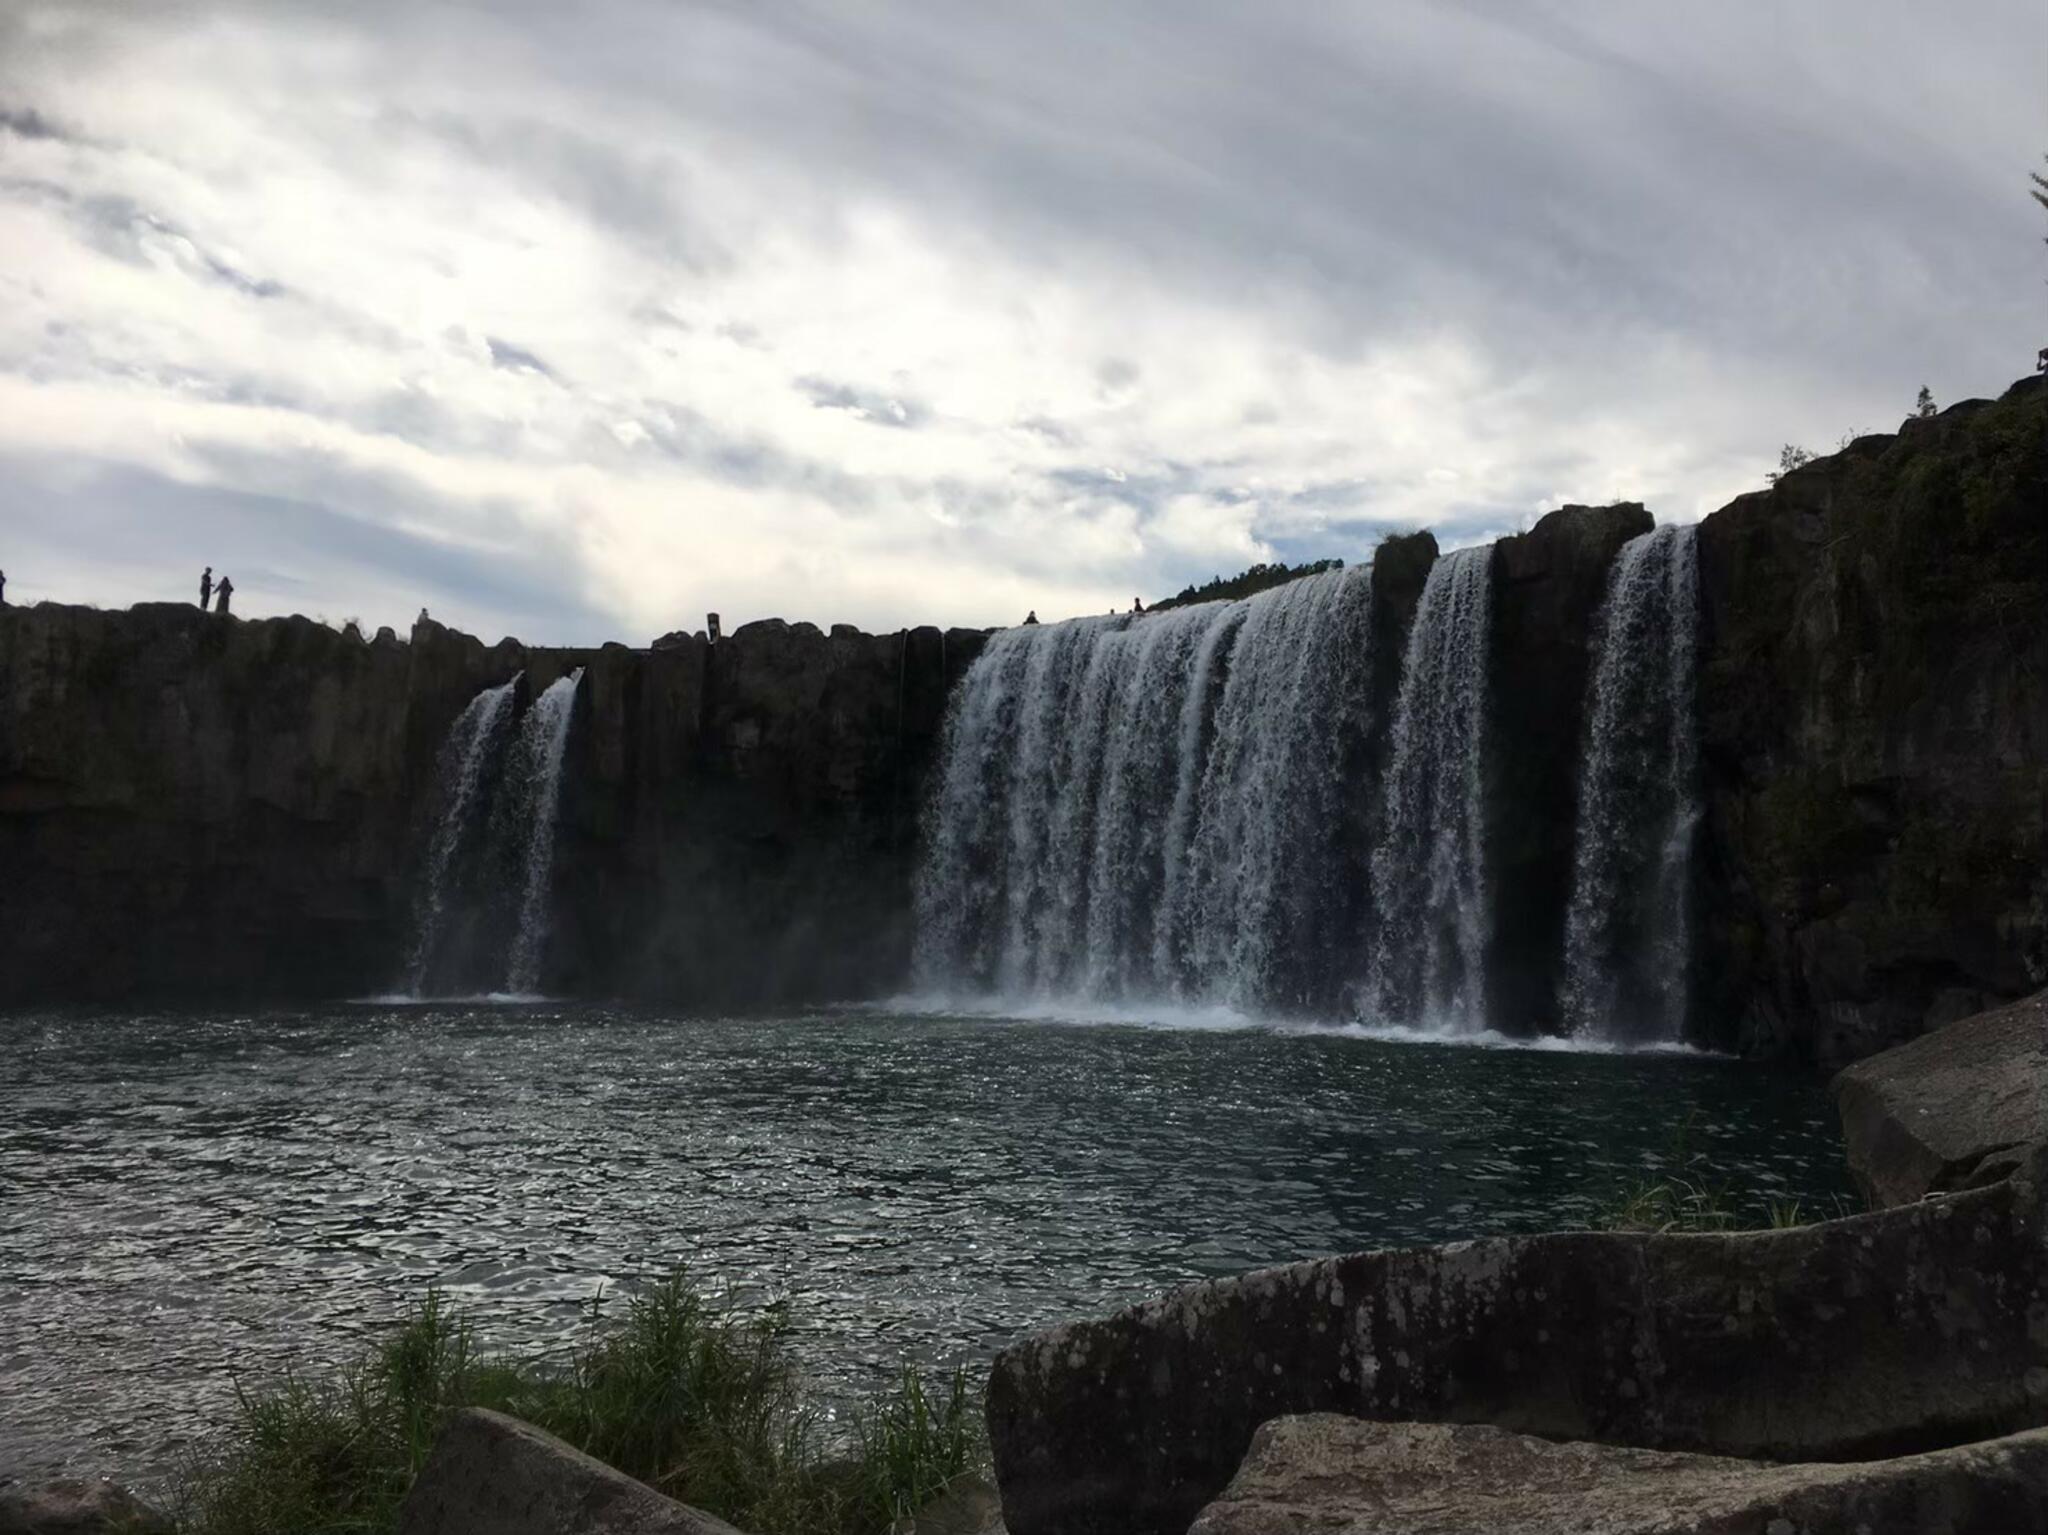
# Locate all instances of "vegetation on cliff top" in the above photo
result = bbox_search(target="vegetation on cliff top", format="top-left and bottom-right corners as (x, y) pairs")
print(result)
(1151, 557), (1343, 611)
(177, 1272), (984, 1535)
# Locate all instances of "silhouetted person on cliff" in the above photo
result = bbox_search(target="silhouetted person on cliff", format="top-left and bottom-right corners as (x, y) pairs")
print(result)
(0, 569), (7, 606)
(2038, 345), (2048, 375)
(1132, 597), (1144, 614)
(199, 567), (212, 609)
(214, 575), (234, 614)
(1022, 610), (1039, 625)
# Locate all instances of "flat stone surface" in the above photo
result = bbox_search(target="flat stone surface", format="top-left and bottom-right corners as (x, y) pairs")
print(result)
(1832, 989), (2048, 1207)
(988, 1147), (2048, 1535)
(397, 1408), (747, 1535)
(1189, 1414), (2048, 1535)
(0, 1477), (170, 1535)
(905, 1475), (1006, 1535)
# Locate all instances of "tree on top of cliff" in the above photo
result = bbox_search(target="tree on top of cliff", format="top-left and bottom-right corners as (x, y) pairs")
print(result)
(1766, 444), (1816, 485)
(2032, 154), (2047, 236)
(1151, 557), (1343, 611)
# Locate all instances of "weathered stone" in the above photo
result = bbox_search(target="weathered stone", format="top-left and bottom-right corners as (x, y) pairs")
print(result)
(1188, 1414), (2048, 1535)
(1832, 988), (2048, 1207)
(0, 1477), (171, 1535)
(904, 1475), (1006, 1535)
(397, 1408), (745, 1535)
(987, 1146), (2048, 1535)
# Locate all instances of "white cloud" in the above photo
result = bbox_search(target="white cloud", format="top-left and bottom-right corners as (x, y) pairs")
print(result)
(0, 1), (2040, 640)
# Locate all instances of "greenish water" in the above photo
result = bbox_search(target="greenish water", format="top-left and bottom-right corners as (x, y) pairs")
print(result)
(0, 1003), (1851, 1477)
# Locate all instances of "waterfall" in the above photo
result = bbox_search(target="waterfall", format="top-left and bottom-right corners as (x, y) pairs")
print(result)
(1560, 524), (1700, 1042)
(503, 671), (582, 996)
(405, 670), (580, 998)
(914, 566), (1376, 1011)
(405, 679), (517, 995)
(1361, 545), (1493, 1031)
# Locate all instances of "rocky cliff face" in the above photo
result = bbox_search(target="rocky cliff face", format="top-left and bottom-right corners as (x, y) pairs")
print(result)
(1, 376), (2042, 1063)
(0, 603), (983, 1007)
(1484, 502), (1656, 1034)
(1695, 375), (2048, 1064)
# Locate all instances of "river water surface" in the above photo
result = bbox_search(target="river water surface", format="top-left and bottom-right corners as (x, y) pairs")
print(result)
(0, 1003), (1851, 1478)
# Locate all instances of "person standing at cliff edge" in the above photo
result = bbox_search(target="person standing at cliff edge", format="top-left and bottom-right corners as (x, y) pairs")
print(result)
(214, 575), (233, 614)
(200, 567), (212, 609)
(0, 569), (8, 606)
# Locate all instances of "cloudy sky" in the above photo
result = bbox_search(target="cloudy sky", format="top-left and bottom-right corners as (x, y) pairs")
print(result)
(2, 3), (2042, 643)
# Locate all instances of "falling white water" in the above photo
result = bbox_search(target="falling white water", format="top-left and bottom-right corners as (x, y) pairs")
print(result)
(405, 679), (517, 995)
(1362, 545), (1493, 1031)
(504, 671), (582, 995)
(1561, 525), (1700, 1043)
(914, 566), (1376, 1011)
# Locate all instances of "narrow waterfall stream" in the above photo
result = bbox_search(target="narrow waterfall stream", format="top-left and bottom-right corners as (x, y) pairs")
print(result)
(505, 671), (582, 995)
(405, 670), (581, 997)
(405, 679), (517, 995)
(1361, 545), (1494, 1030)
(1561, 524), (1701, 1042)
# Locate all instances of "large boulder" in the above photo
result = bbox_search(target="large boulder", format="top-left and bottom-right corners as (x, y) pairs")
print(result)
(0, 1478), (170, 1534)
(1833, 988), (2048, 1207)
(1189, 1413), (2048, 1535)
(987, 1145), (2048, 1535)
(397, 1408), (746, 1535)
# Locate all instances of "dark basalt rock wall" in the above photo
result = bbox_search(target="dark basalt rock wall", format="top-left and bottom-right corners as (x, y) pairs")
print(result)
(1484, 502), (1656, 1034)
(547, 619), (986, 1005)
(0, 375), (2042, 1060)
(0, 602), (984, 1006)
(1695, 375), (2048, 1064)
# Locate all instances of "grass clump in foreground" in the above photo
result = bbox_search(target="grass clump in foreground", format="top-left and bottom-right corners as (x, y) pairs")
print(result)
(1589, 1118), (1857, 1235)
(177, 1275), (985, 1535)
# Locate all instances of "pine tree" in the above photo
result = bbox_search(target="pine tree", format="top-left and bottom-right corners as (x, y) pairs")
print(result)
(1915, 386), (1936, 419)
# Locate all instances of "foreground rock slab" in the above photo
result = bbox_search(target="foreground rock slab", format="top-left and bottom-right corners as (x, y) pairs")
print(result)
(1833, 988), (2048, 1207)
(397, 1408), (746, 1535)
(0, 1477), (170, 1535)
(988, 1148), (2048, 1535)
(1190, 1414), (2048, 1535)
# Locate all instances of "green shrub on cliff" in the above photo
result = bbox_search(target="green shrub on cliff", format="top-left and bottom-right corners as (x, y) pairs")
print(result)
(176, 1274), (985, 1535)
(1151, 557), (1343, 611)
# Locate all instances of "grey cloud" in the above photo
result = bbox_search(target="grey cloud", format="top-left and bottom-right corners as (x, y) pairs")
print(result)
(1015, 415), (1079, 447)
(613, 401), (877, 508)
(486, 337), (556, 378)
(795, 376), (928, 429)
(0, 105), (67, 140)
(1, 176), (286, 299)
(387, 108), (731, 273)
(1096, 357), (1140, 392)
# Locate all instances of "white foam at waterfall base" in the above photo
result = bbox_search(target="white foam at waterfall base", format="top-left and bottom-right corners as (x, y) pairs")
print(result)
(879, 992), (1720, 1055)
(356, 989), (555, 1006)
